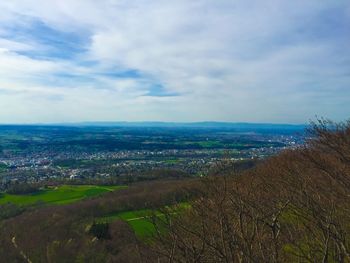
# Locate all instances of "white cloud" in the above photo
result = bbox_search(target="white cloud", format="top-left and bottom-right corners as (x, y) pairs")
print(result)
(0, 0), (349, 123)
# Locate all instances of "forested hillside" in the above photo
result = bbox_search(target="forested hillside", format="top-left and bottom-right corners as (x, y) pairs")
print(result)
(152, 120), (350, 262)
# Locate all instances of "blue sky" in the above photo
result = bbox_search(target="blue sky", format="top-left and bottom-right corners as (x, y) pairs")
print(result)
(0, 0), (349, 124)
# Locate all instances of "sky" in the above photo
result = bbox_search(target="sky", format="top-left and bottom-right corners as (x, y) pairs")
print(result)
(0, 0), (349, 124)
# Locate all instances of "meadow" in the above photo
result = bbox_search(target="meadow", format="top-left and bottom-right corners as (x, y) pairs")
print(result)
(97, 203), (190, 237)
(0, 185), (125, 206)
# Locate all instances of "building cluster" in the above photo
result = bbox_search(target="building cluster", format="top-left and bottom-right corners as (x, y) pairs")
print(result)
(0, 133), (303, 190)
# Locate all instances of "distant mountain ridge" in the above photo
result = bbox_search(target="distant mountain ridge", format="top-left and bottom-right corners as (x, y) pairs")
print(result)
(0, 121), (306, 130)
(67, 121), (306, 129)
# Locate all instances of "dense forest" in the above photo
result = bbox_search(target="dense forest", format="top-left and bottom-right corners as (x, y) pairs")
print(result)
(0, 119), (349, 262)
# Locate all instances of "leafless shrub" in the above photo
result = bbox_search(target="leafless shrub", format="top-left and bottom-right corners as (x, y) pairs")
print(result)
(151, 119), (350, 263)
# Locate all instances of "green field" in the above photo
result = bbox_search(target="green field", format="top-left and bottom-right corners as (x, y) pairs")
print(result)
(98, 209), (157, 237)
(0, 185), (125, 206)
(98, 203), (190, 237)
(164, 158), (181, 164)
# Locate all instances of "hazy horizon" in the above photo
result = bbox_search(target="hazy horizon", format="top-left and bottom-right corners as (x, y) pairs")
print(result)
(0, 1), (349, 123)
(0, 120), (308, 128)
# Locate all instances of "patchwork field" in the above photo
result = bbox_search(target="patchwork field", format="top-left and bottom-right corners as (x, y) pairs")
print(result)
(0, 185), (125, 206)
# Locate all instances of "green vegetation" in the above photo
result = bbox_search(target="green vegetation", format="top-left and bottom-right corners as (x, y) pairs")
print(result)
(0, 163), (8, 172)
(98, 209), (157, 237)
(0, 185), (125, 206)
(98, 203), (190, 237)
(196, 140), (222, 148)
(164, 158), (180, 164)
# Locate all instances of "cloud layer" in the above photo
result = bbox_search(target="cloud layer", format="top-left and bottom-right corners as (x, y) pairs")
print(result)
(0, 0), (349, 123)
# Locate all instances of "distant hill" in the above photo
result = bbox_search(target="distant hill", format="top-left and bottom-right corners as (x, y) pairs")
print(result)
(0, 121), (307, 136)
(58, 121), (307, 131)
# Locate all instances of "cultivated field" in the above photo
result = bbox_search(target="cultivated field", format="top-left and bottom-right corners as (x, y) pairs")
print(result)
(0, 185), (125, 206)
